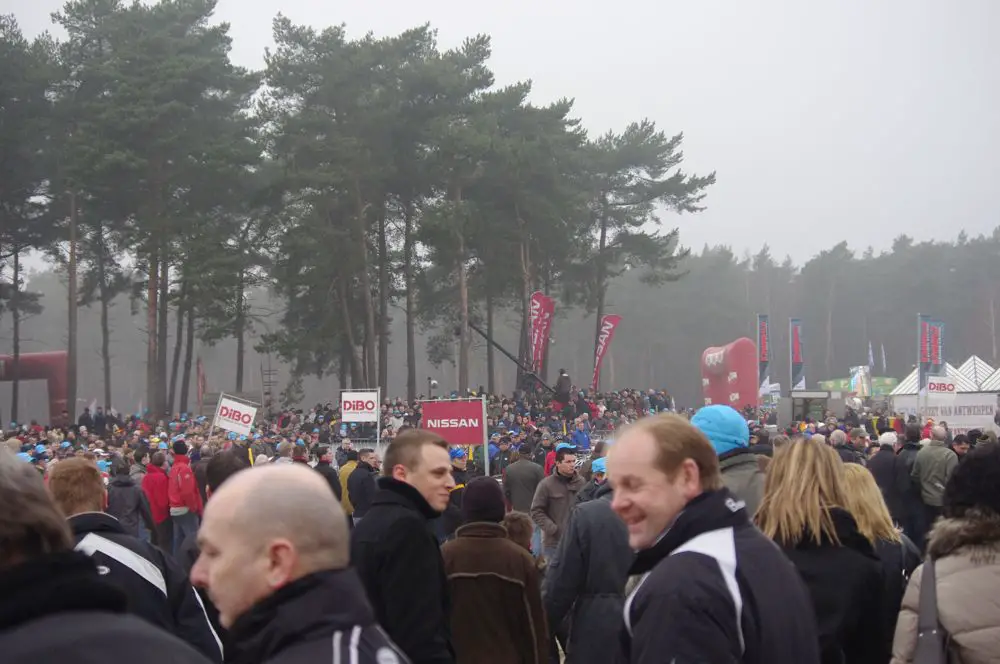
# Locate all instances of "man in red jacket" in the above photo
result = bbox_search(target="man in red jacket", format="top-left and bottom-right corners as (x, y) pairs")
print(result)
(168, 439), (203, 555)
(142, 451), (173, 553)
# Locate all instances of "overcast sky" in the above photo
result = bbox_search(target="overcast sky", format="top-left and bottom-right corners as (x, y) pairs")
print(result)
(6, 0), (998, 263)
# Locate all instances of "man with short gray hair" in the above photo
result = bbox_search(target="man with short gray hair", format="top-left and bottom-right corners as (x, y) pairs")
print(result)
(912, 423), (959, 529)
(829, 428), (865, 465)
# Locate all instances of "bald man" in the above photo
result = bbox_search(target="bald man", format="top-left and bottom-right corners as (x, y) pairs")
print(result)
(190, 465), (408, 664)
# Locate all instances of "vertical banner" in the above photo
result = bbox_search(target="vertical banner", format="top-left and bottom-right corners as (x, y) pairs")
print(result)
(929, 319), (944, 377)
(529, 292), (555, 373)
(789, 318), (806, 391)
(918, 314), (932, 391)
(196, 357), (206, 415)
(757, 314), (771, 394)
(591, 314), (622, 391)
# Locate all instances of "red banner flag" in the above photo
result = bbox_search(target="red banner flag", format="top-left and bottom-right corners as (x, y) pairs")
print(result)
(420, 399), (487, 446)
(590, 314), (622, 391)
(529, 292), (555, 372)
(196, 357), (206, 415)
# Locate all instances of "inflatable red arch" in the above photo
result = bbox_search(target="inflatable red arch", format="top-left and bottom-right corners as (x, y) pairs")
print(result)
(700, 338), (759, 411)
(0, 351), (68, 424)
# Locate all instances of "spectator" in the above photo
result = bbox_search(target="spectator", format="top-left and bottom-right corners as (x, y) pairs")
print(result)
(347, 448), (378, 525)
(531, 443), (585, 561)
(692, 405), (766, 516)
(609, 414), (820, 662)
(503, 442), (545, 555)
(335, 438), (353, 467)
(574, 456), (608, 505)
(868, 431), (899, 509)
(191, 465), (406, 663)
(0, 451), (214, 664)
(351, 429), (456, 663)
(579, 440), (608, 482)
(570, 420), (591, 452)
(339, 449), (359, 519)
(829, 429), (866, 465)
(193, 445), (214, 505)
(142, 450), (172, 553)
(441, 477), (547, 664)
(912, 424), (959, 533)
(313, 445), (342, 502)
(501, 511), (535, 556)
(106, 457), (157, 544)
(48, 457), (222, 662)
(891, 424), (927, 548)
(168, 440), (203, 553)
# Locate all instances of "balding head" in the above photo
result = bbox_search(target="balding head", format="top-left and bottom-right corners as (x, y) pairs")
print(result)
(931, 425), (947, 442)
(810, 433), (828, 446)
(190, 464), (350, 628)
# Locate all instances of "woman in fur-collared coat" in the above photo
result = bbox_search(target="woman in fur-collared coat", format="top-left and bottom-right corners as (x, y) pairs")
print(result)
(892, 443), (1000, 664)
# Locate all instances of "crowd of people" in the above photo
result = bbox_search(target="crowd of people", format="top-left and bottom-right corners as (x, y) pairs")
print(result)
(2, 384), (1000, 663)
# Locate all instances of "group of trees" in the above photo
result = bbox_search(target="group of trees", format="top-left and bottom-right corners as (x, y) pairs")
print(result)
(0, 0), (715, 421)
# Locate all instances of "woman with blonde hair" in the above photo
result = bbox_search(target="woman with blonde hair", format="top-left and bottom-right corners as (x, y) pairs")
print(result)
(755, 438), (884, 664)
(841, 464), (921, 663)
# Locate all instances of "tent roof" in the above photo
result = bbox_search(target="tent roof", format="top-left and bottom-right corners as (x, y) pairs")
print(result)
(979, 367), (1000, 392)
(957, 355), (996, 389)
(889, 362), (979, 396)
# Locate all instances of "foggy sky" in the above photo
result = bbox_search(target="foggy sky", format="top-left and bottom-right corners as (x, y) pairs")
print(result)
(5, 0), (999, 261)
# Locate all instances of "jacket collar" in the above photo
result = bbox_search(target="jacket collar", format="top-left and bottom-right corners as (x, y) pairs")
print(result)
(928, 507), (1000, 559)
(455, 522), (507, 539)
(594, 481), (613, 501)
(373, 477), (440, 519)
(928, 439), (949, 449)
(629, 488), (749, 576)
(173, 454), (191, 466)
(228, 568), (375, 664)
(0, 551), (127, 631)
(718, 448), (757, 468)
(783, 507), (878, 560)
(68, 512), (126, 538)
(147, 463), (167, 476)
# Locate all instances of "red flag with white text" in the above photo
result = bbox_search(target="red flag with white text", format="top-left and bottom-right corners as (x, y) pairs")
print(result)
(590, 314), (622, 391)
(530, 292), (555, 372)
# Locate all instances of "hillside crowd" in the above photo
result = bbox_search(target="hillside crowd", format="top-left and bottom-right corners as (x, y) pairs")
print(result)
(2, 383), (1000, 663)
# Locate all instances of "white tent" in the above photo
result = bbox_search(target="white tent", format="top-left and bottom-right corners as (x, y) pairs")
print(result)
(957, 355), (996, 390)
(979, 367), (1000, 392)
(889, 362), (979, 396)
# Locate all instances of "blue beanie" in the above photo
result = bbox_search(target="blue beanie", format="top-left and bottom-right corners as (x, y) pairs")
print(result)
(691, 405), (750, 456)
(591, 457), (607, 474)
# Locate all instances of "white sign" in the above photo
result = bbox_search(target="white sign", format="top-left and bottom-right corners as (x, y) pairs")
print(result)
(213, 396), (258, 436)
(341, 390), (379, 422)
(892, 393), (998, 435)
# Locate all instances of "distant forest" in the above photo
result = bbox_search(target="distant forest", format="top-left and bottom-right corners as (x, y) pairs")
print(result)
(4, 230), (998, 422)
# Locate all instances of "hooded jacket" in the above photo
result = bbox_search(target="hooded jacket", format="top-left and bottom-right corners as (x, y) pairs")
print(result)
(227, 568), (408, 664)
(778, 508), (885, 664)
(107, 473), (156, 539)
(350, 478), (454, 664)
(718, 448), (766, 517)
(68, 512), (223, 662)
(141, 462), (170, 524)
(0, 551), (214, 664)
(545, 482), (632, 664)
(621, 489), (821, 664)
(504, 457), (545, 513)
(168, 454), (203, 516)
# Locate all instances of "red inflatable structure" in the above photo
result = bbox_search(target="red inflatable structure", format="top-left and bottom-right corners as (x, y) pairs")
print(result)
(700, 338), (759, 410)
(0, 351), (68, 423)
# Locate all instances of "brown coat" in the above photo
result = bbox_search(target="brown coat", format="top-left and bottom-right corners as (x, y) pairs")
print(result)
(530, 471), (586, 550)
(892, 508), (1000, 664)
(441, 522), (548, 664)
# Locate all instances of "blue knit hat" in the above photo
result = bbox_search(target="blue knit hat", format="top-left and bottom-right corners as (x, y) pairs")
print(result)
(691, 405), (750, 456)
(591, 457), (607, 474)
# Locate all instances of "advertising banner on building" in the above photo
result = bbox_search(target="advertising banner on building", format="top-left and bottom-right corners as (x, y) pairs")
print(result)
(213, 395), (258, 437)
(892, 392), (997, 435)
(340, 390), (380, 423)
(789, 318), (806, 391)
(757, 314), (771, 393)
(590, 314), (622, 391)
(421, 399), (487, 446)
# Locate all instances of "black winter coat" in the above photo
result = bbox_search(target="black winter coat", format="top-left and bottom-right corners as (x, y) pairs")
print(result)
(106, 474), (156, 540)
(313, 461), (342, 501)
(0, 551), (213, 664)
(622, 489), (821, 664)
(868, 446), (897, 510)
(778, 509), (885, 664)
(69, 512), (223, 662)
(351, 478), (454, 664)
(874, 534), (922, 663)
(347, 461), (377, 517)
(833, 444), (866, 465)
(227, 569), (409, 664)
(891, 443), (925, 537)
(544, 482), (632, 664)
(176, 531), (230, 657)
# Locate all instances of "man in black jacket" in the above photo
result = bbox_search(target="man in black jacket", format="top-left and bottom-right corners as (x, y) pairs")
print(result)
(351, 429), (456, 664)
(47, 457), (223, 663)
(314, 445), (343, 501)
(608, 414), (821, 663)
(191, 463), (407, 663)
(347, 447), (379, 524)
(0, 451), (214, 664)
(893, 424), (928, 548)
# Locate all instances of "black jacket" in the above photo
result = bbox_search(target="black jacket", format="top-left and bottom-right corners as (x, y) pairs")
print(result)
(176, 530), (230, 657)
(622, 489), (821, 664)
(503, 458), (545, 513)
(106, 473), (156, 540)
(227, 568), (409, 664)
(0, 551), (213, 664)
(545, 482), (632, 664)
(436, 467), (468, 542)
(868, 445), (896, 510)
(351, 478), (454, 664)
(69, 512), (223, 662)
(891, 442), (924, 525)
(313, 461), (342, 501)
(874, 535), (922, 663)
(347, 461), (378, 517)
(833, 443), (866, 466)
(574, 477), (602, 506)
(778, 508), (885, 664)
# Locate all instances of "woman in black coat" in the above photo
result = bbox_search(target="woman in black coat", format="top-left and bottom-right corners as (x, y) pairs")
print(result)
(756, 437), (885, 664)
(841, 463), (922, 663)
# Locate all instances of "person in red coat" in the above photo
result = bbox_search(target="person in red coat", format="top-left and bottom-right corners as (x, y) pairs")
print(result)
(167, 440), (203, 555)
(142, 451), (172, 553)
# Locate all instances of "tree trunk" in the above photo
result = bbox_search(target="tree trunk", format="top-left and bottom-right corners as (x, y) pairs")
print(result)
(825, 280), (836, 378)
(486, 286), (495, 393)
(337, 280), (365, 386)
(457, 187), (470, 395)
(517, 209), (531, 390)
(338, 340), (348, 391)
(592, 208), (609, 390)
(234, 269), (246, 392)
(377, 207), (390, 394)
(403, 201), (417, 403)
(167, 283), (185, 415)
(352, 179), (377, 387)
(67, 192), (78, 422)
(146, 248), (158, 417)
(10, 248), (21, 424)
(156, 253), (170, 416)
(96, 240), (112, 411)
(179, 303), (195, 415)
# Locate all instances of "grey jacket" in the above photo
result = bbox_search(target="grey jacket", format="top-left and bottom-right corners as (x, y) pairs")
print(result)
(504, 459), (544, 513)
(911, 440), (958, 507)
(718, 448), (766, 517)
(531, 471), (586, 550)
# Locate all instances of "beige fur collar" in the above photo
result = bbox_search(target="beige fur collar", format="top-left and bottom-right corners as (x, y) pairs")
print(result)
(928, 508), (1000, 561)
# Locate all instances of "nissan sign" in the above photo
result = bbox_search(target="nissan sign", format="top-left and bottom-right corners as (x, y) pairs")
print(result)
(420, 399), (487, 446)
(213, 396), (258, 436)
(341, 391), (379, 422)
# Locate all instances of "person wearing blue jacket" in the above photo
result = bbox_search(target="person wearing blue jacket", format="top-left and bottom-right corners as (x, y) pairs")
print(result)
(571, 420), (591, 452)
